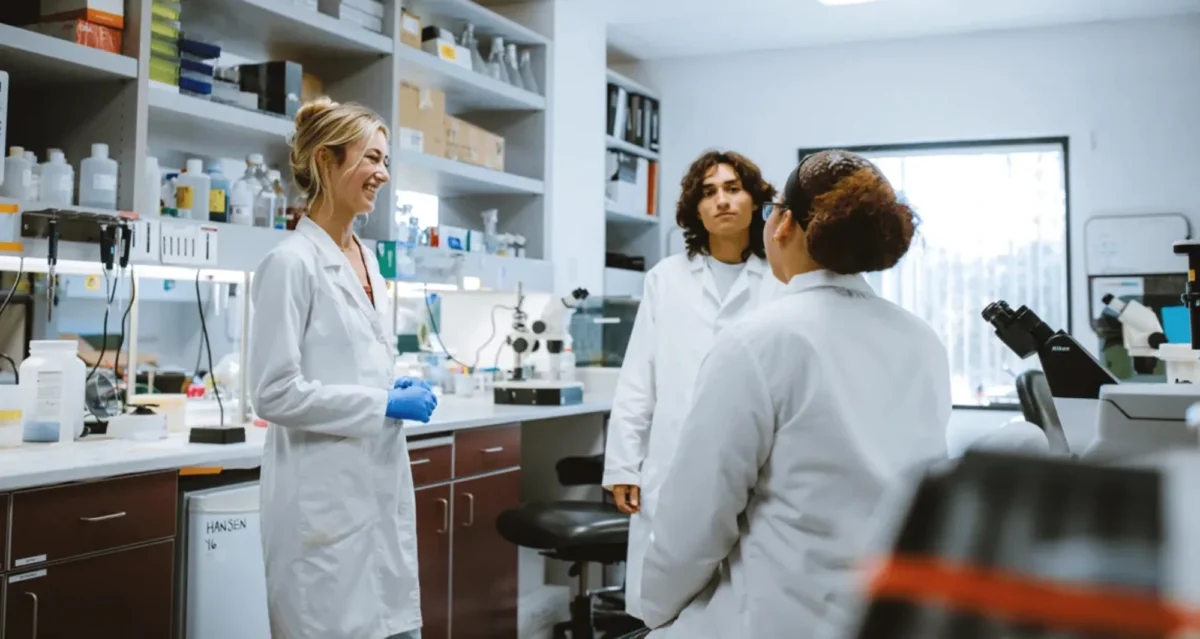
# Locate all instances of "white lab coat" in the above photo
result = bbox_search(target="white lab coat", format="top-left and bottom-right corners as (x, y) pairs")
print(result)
(640, 270), (952, 639)
(249, 217), (421, 639)
(602, 252), (780, 619)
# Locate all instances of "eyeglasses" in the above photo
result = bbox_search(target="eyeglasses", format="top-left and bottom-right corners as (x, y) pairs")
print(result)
(762, 202), (789, 221)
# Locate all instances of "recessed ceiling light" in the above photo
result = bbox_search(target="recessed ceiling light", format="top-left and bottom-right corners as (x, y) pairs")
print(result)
(819, 0), (881, 6)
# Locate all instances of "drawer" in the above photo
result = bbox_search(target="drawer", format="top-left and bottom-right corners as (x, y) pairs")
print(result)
(9, 472), (177, 569)
(4, 540), (174, 637)
(455, 424), (521, 478)
(409, 445), (452, 487)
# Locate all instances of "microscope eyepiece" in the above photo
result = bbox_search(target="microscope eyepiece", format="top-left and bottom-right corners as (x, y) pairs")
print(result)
(982, 300), (1055, 360)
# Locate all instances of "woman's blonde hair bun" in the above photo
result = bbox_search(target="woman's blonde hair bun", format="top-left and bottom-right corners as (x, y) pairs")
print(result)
(290, 97), (388, 206)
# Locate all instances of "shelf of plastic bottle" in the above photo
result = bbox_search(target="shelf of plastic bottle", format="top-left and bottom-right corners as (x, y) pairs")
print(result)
(0, 23), (137, 83)
(394, 150), (544, 197)
(394, 45), (545, 113)
(147, 88), (294, 158)
(180, 0), (391, 62)
(409, 0), (550, 47)
(606, 135), (659, 162)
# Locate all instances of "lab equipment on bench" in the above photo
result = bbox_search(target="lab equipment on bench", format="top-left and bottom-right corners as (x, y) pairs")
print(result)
(20, 339), (87, 444)
(1100, 293), (1167, 361)
(493, 285), (589, 406)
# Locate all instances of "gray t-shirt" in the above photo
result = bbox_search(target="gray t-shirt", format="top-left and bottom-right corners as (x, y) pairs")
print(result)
(707, 257), (746, 301)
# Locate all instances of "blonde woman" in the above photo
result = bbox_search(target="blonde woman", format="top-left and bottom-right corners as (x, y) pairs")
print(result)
(249, 98), (437, 639)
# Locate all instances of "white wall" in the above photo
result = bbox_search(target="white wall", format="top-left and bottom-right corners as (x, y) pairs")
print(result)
(618, 16), (1200, 434)
(618, 16), (1200, 339)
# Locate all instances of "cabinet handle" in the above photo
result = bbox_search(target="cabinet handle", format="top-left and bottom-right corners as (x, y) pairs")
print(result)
(481, 446), (504, 454)
(436, 498), (449, 534)
(25, 591), (39, 638)
(80, 511), (127, 523)
(461, 492), (475, 527)
(410, 458), (431, 466)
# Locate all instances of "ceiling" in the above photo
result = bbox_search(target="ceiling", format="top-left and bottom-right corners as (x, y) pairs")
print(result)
(605, 0), (1200, 60)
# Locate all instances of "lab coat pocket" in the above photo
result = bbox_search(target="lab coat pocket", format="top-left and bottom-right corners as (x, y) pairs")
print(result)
(297, 437), (377, 547)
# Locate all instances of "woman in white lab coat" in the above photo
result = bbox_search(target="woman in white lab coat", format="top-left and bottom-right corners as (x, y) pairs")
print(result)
(248, 98), (438, 639)
(635, 150), (953, 638)
(602, 150), (782, 620)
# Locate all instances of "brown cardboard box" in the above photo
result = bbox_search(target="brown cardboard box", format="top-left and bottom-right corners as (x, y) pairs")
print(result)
(398, 82), (446, 158)
(399, 9), (421, 48)
(32, 19), (122, 54)
(301, 72), (324, 104)
(443, 116), (505, 172)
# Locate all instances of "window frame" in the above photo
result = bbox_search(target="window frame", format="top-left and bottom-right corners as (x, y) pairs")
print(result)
(796, 137), (1074, 411)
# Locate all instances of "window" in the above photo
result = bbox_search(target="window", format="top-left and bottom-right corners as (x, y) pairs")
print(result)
(798, 139), (1071, 408)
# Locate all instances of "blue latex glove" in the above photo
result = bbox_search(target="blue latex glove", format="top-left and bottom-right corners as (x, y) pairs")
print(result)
(393, 377), (431, 391)
(386, 384), (438, 423)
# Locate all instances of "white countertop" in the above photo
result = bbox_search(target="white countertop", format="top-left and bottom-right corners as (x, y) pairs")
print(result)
(0, 395), (612, 492)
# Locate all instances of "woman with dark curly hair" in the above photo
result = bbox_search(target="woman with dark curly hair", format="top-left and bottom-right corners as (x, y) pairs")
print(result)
(634, 150), (952, 639)
(602, 150), (782, 621)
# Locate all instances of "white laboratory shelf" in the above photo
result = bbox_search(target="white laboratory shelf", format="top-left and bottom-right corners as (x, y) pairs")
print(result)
(395, 151), (544, 197)
(606, 207), (657, 226)
(2, 199), (129, 218)
(0, 23), (137, 83)
(604, 267), (645, 299)
(409, 0), (550, 46)
(147, 87), (294, 156)
(395, 45), (546, 113)
(606, 135), (659, 162)
(606, 68), (659, 100)
(183, 0), (392, 60)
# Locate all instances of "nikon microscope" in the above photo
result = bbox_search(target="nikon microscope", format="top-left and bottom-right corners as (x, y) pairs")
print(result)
(982, 240), (1200, 462)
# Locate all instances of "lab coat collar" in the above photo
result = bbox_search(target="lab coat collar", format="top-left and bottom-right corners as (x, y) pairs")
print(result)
(783, 269), (875, 297)
(295, 217), (386, 331)
(688, 253), (766, 308)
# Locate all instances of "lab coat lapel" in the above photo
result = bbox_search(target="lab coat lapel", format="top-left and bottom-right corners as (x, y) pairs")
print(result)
(689, 256), (723, 310)
(296, 218), (384, 335)
(722, 256), (764, 309)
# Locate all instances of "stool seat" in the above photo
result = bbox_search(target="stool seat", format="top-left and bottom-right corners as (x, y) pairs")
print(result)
(497, 501), (629, 560)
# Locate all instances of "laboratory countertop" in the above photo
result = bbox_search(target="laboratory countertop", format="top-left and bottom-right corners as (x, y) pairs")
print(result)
(0, 395), (613, 492)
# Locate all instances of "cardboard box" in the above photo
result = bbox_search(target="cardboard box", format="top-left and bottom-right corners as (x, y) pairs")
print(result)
(32, 19), (122, 55)
(400, 9), (421, 48)
(40, 0), (124, 30)
(301, 72), (324, 104)
(398, 83), (446, 158)
(444, 116), (505, 172)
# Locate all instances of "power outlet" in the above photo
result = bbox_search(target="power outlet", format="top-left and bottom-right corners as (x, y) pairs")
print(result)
(126, 219), (160, 262)
(160, 221), (219, 266)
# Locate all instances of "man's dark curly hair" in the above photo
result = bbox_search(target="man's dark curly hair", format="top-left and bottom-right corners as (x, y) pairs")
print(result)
(676, 150), (777, 261)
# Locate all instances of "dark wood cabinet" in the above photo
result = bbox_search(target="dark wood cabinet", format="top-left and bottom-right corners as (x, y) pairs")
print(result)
(412, 425), (523, 639)
(451, 469), (520, 639)
(416, 484), (452, 639)
(3, 539), (175, 638)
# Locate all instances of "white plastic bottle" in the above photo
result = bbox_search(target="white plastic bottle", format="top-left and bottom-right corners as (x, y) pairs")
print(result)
(20, 340), (86, 445)
(24, 151), (39, 201)
(249, 155), (276, 228)
(175, 158), (211, 220)
(79, 143), (119, 209)
(229, 172), (255, 225)
(142, 156), (162, 217)
(39, 149), (75, 206)
(0, 146), (32, 199)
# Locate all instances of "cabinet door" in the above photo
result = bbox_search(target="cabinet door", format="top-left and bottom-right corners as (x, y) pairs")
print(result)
(4, 540), (174, 638)
(416, 485), (451, 639)
(451, 470), (520, 639)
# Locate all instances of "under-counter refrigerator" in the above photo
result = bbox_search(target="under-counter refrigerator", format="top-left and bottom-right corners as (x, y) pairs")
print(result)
(176, 481), (271, 638)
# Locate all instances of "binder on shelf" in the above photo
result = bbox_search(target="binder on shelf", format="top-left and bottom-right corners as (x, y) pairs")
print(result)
(606, 83), (628, 139)
(644, 97), (660, 153)
(630, 93), (644, 146)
